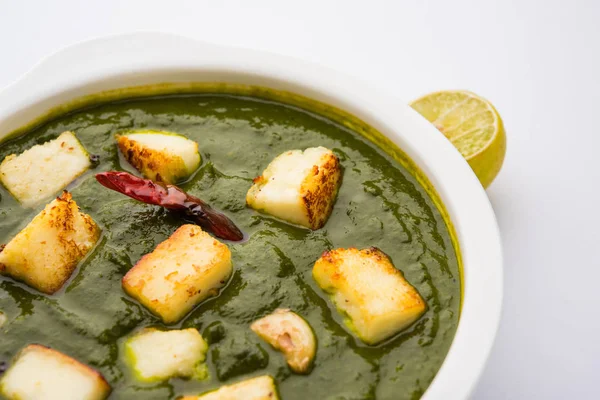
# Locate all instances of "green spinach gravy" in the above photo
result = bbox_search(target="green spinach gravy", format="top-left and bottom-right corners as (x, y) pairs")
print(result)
(0, 94), (460, 399)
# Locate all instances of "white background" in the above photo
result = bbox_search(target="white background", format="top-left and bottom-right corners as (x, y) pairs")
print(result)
(1, 0), (599, 398)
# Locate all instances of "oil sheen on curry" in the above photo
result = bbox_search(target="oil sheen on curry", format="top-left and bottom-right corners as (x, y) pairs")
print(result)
(0, 94), (460, 399)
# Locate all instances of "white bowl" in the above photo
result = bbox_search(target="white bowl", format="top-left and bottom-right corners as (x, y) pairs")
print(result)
(0, 32), (502, 399)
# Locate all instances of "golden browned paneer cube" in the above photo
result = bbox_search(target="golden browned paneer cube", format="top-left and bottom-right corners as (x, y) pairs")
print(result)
(246, 147), (341, 230)
(122, 224), (232, 324)
(0, 131), (91, 207)
(0, 344), (111, 400)
(125, 328), (209, 382)
(117, 130), (201, 185)
(313, 247), (426, 345)
(0, 192), (100, 294)
(181, 375), (279, 400)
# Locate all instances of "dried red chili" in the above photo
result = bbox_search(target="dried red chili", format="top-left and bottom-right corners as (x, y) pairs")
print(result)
(95, 171), (244, 241)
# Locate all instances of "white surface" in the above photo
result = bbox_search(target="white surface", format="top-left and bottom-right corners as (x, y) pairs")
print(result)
(0, 0), (598, 398)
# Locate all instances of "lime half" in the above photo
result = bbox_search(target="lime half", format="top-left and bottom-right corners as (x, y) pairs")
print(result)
(410, 90), (506, 188)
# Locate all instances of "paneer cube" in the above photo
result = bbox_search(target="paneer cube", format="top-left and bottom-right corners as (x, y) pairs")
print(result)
(0, 311), (6, 328)
(251, 309), (316, 374)
(0, 131), (91, 207)
(117, 130), (201, 184)
(125, 328), (208, 381)
(246, 147), (341, 230)
(0, 192), (101, 294)
(312, 247), (426, 345)
(181, 375), (279, 400)
(122, 224), (232, 324)
(0, 344), (111, 400)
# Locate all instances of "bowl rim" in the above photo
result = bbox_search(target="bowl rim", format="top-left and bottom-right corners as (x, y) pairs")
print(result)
(0, 32), (503, 399)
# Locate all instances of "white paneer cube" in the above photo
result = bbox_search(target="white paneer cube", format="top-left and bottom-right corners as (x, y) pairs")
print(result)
(125, 328), (208, 381)
(251, 309), (316, 374)
(122, 224), (232, 324)
(0, 344), (111, 400)
(0, 131), (91, 207)
(182, 375), (279, 400)
(0, 191), (101, 294)
(246, 147), (341, 230)
(313, 247), (426, 345)
(117, 130), (201, 185)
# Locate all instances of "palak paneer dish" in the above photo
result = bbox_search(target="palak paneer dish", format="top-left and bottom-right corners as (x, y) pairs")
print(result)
(0, 94), (460, 399)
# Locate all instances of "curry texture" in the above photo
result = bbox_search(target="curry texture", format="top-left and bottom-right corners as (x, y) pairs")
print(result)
(0, 94), (460, 399)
